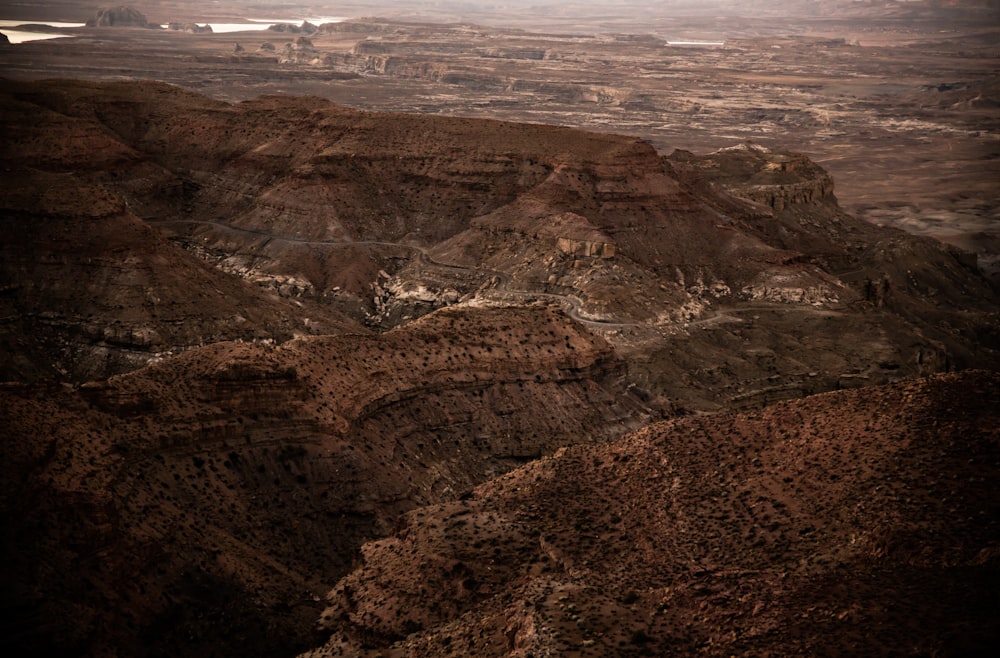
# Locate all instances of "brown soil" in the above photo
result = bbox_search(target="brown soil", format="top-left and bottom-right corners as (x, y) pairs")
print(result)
(308, 370), (1000, 657)
(0, 305), (651, 657)
(1, 4), (998, 657)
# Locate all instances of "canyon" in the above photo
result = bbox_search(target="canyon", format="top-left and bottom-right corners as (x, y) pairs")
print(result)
(1, 2), (998, 656)
(2, 77), (995, 406)
(2, 2), (997, 279)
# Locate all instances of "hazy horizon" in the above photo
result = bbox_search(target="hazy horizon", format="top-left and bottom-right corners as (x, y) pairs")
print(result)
(4, 0), (999, 26)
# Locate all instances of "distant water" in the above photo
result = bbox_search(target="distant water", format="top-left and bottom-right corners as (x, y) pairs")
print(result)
(169, 17), (347, 33)
(247, 17), (349, 26)
(0, 20), (84, 28)
(0, 19), (83, 43)
(0, 20), (76, 43)
(666, 40), (725, 47)
(167, 23), (273, 33)
(0, 17), (347, 41)
(1, 29), (72, 43)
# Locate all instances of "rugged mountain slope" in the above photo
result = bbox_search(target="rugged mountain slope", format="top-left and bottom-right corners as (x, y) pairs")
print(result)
(0, 48), (998, 658)
(0, 81), (361, 382)
(0, 304), (650, 657)
(307, 370), (1000, 657)
(3, 78), (996, 409)
(2, 76), (998, 657)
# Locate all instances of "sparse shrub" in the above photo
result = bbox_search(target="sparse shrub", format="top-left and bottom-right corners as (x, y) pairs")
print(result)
(630, 629), (652, 645)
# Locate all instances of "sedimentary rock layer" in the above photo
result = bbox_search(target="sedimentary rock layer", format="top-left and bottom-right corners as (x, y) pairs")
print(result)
(0, 304), (650, 656)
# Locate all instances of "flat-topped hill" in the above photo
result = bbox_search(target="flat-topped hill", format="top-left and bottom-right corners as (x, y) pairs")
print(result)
(2, 79), (996, 409)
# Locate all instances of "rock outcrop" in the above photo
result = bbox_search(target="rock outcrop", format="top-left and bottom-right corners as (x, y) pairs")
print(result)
(677, 142), (836, 211)
(85, 6), (154, 28)
(167, 22), (213, 34)
(1, 68), (998, 658)
(280, 36), (321, 64)
(0, 305), (651, 657)
(269, 21), (319, 34)
(0, 81), (361, 382)
(2, 78), (996, 409)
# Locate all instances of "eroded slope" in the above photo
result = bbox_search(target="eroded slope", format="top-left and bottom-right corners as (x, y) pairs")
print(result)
(0, 305), (650, 657)
(3, 78), (995, 410)
(0, 81), (361, 381)
(307, 370), (1000, 657)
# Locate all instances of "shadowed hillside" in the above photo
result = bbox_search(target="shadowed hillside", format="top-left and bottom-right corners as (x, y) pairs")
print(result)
(0, 76), (998, 657)
(0, 305), (650, 656)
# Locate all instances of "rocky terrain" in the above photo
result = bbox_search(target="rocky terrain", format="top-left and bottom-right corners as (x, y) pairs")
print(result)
(85, 6), (155, 29)
(2, 77), (996, 406)
(1, 73), (997, 657)
(0, 304), (650, 656)
(1, 2), (996, 279)
(0, 3), (998, 657)
(0, 80), (363, 381)
(307, 369), (1000, 657)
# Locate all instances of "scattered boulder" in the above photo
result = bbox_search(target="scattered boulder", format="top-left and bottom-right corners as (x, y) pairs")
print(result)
(167, 22), (213, 34)
(268, 21), (318, 34)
